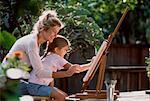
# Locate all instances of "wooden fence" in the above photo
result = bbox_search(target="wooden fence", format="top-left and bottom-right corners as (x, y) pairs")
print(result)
(56, 44), (150, 94)
(0, 44), (149, 94)
(107, 44), (149, 66)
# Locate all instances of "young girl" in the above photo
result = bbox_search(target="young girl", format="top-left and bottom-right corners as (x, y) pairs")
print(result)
(28, 35), (91, 87)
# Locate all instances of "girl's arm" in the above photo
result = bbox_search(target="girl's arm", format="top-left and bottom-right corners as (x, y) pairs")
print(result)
(76, 56), (95, 73)
(63, 63), (73, 70)
(63, 61), (91, 73)
(78, 63), (91, 72)
(62, 63), (88, 73)
(52, 64), (79, 78)
(52, 71), (70, 78)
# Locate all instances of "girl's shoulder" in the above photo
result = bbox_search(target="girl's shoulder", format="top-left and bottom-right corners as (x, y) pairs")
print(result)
(46, 53), (62, 60)
(43, 52), (68, 64)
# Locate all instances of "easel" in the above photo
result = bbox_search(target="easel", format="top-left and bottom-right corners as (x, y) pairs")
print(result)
(66, 7), (129, 100)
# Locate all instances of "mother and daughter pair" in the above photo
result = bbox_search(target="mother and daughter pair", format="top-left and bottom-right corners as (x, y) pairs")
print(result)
(3, 10), (94, 101)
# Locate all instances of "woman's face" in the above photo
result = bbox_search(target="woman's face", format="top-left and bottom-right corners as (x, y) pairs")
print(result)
(43, 26), (61, 42)
(55, 45), (69, 57)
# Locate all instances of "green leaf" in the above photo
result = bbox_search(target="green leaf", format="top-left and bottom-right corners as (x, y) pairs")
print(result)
(0, 31), (16, 50)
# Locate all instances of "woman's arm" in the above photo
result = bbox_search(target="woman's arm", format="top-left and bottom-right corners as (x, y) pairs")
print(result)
(28, 50), (52, 78)
(28, 40), (52, 78)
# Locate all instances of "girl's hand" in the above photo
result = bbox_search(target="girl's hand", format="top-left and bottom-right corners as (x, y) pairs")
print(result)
(91, 56), (96, 62)
(66, 65), (79, 77)
(88, 56), (96, 66)
(75, 64), (82, 73)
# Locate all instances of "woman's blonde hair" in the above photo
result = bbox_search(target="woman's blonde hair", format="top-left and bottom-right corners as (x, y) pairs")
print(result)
(32, 10), (64, 35)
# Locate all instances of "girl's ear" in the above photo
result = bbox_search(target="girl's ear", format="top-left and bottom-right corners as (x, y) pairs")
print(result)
(54, 47), (59, 53)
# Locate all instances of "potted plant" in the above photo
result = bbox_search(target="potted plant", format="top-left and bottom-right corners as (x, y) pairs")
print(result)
(0, 51), (31, 101)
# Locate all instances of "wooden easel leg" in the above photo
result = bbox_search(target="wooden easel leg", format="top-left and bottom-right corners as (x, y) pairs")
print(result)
(96, 55), (107, 93)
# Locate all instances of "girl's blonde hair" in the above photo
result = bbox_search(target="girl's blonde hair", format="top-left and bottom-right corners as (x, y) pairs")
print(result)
(32, 10), (64, 35)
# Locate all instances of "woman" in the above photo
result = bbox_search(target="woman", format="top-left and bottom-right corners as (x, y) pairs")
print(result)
(2, 10), (68, 101)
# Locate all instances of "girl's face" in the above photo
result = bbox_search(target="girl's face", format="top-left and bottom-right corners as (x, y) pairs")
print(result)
(55, 45), (69, 57)
(43, 26), (61, 42)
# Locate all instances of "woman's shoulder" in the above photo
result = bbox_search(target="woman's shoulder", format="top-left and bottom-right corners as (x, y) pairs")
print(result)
(8, 34), (35, 49)
(16, 34), (36, 44)
(15, 34), (38, 52)
(23, 34), (38, 49)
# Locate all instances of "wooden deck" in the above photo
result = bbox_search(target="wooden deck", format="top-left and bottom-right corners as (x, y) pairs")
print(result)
(117, 90), (150, 101)
(78, 90), (150, 101)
